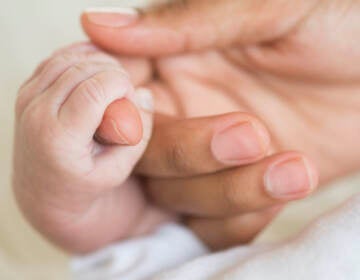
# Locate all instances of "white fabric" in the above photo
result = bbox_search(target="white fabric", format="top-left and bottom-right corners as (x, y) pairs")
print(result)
(72, 194), (360, 280)
(71, 224), (208, 280)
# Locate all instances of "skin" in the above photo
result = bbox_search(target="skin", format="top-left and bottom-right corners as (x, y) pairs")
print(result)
(13, 45), (173, 253)
(81, 0), (360, 249)
(14, 43), (317, 254)
(13, 0), (360, 254)
(83, 0), (360, 180)
(96, 98), (143, 146)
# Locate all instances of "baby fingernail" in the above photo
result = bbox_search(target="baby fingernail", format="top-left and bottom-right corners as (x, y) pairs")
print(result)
(265, 156), (317, 199)
(211, 122), (269, 164)
(134, 88), (154, 113)
(84, 7), (139, 27)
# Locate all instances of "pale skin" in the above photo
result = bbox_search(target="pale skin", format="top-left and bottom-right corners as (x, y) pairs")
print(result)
(13, 0), (360, 254)
(13, 45), (174, 253)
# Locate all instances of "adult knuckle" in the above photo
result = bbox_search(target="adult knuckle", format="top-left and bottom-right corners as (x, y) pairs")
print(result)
(166, 138), (192, 175)
(221, 172), (248, 213)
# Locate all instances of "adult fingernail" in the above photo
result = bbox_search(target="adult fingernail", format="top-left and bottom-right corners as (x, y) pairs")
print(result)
(134, 88), (154, 113)
(265, 156), (317, 199)
(84, 7), (139, 27)
(211, 122), (268, 164)
(101, 118), (131, 145)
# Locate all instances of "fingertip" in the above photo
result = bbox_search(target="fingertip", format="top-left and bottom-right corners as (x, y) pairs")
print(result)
(264, 152), (319, 201)
(81, 11), (185, 56)
(211, 113), (272, 166)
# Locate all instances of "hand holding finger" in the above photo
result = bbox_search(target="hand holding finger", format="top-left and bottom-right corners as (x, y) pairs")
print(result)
(137, 112), (271, 177)
(17, 44), (144, 146)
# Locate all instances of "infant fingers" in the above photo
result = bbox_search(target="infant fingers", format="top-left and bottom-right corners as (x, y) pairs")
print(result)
(17, 46), (119, 117)
(42, 59), (126, 106)
(58, 69), (133, 143)
(18, 44), (141, 146)
(26, 42), (99, 85)
(52, 42), (100, 56)
(43, 58), (139, 145)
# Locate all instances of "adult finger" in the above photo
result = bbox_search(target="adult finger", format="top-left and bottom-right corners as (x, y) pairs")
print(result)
(92, 89), (155, 189)
(95, 98), (143, 145)
(188, 206), (282, 250)
(81, 1), (317, 56)
(95, 56), (154, 145)
(136, 112), (271, 178)
(146, 151), (319, 217)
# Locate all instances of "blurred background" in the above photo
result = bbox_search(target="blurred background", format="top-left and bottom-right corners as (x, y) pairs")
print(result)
(0, 0), (359, 279)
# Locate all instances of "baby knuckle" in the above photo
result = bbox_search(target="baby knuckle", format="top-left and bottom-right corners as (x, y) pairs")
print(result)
(36, 54), (77, 81)
(92, 52), (119, 65)
(79, 77), (106, 106)
(56, 52), (82, 64)
(47, 52), (83, 71)
(21, 105), (48, 139)
(24, 114), (63, 159)
(22, 100), (41, 121)
(15, 94), (27, 118)
(55, 64), (84, 86)
(70, 61), (91, 74)
(47, 55), (70, 70)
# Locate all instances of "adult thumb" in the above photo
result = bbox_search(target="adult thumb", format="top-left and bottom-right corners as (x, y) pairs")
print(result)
(95, 98), (143, 146)
(81, 0), (316, 57)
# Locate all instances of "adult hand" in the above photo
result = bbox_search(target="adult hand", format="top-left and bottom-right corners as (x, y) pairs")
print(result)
(107, 56), (319, 250)
(81, 0), (360, 249)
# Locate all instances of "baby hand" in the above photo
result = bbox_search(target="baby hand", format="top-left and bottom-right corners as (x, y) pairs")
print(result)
(13, 43), (162, 253)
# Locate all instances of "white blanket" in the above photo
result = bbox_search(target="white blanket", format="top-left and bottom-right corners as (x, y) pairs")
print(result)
(72, 194), (360, 280)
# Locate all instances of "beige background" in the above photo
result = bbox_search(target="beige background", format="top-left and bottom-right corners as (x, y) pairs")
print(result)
(0, 0), (359, 279)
